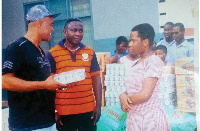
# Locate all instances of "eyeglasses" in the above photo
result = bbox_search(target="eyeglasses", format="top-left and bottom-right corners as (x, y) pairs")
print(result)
(171, 32), (179, 35)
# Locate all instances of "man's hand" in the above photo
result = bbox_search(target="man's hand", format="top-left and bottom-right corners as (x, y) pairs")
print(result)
(110, 55), (118, 63)
(43, 75), (76, 90)
(55, 112), (63, 130)
(120, 93), (132, 112)
(91, 106), (101, 125)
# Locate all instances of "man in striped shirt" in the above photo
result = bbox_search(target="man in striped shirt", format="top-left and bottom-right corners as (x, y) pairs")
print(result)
(46, 18), (102, 131)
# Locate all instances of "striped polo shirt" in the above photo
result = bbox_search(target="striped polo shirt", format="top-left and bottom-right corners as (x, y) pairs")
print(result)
(46, 39), (100, 115)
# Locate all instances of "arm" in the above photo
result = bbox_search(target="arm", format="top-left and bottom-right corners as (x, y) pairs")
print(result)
(129, 77), (158, 105)
(91, 74), (102, 125)
(2, 73), (68, 92)
(119, 91), (132, 112)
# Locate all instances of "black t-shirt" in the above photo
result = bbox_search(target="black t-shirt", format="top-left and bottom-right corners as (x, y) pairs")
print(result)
(2, 37), (56, 130)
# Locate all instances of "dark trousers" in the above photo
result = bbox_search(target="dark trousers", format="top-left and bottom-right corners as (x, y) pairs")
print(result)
(60, 112), (96, 131)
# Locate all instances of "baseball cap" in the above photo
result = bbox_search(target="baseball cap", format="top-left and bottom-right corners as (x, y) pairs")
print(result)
(26, 5), (61, 22)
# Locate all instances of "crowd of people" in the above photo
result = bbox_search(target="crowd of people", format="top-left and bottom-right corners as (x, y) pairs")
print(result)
(2, 4), (194, 131)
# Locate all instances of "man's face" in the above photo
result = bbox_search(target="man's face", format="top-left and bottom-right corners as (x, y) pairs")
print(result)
(117, 42), (128, 54)
(63, 21), (83, 45)
(172, 26), (184, 43)
(129, 31), (144, 55)
(163, 24), (173, 39)
(155, 49), (166, 61)
(40, 17), (54, 41)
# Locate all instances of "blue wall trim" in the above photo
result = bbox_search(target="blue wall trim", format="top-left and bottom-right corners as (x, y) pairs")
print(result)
(94, 33), (164, 52)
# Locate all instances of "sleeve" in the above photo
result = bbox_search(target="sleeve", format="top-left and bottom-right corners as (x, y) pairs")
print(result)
(46, 52), (56, 73)
(90, 52), (100, 76)
(144, 56), (164, 78)
(2, 44), (23, 74)
(110, 50), (116, 57)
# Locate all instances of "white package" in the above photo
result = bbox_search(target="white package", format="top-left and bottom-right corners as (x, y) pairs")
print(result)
(54, 68), (86, 84)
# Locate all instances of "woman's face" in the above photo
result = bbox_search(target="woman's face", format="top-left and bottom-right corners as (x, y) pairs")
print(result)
(128, 42), (134, 54)
(129, 31), (144, 55)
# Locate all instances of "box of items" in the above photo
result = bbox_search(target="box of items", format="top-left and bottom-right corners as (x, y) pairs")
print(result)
(175, 57), (194, 74)
(177, 96), (196, 112)
(163, 65), (175, 74)
(176, 74), (194, 87)
(176, 85), (195, 98)
(96, 52), (111, 72)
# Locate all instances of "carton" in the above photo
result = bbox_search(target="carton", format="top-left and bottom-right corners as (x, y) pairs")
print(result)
(54, 68), (86, 84)
(176, 85), (195, 98)
(100, 72), (106, 89)
(177, 96), (196, 112)
(176, 74), (195, 87)
(175, 57), (194, 74)
(163, 65), (175, 74)
(96, 52), (111, 72)
(102, 89), (106, 107)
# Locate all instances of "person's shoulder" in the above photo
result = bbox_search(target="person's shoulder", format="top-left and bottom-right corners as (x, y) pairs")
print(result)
(110, 50), (116, 57)
(83, 45), (94, 51)
(157, 39), (165, 46)
(7, 37), (28, 49)
(49, 45), (63, 53)
(149, 55), (163, 64)
(119, 55), (127, 62)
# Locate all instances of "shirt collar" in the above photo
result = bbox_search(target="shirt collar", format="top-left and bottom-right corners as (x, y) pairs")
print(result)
(175, 39), (187, 47)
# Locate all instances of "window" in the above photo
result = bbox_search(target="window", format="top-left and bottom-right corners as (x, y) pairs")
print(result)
(70, 0), (93, 48)
(159, 0), (165, 3)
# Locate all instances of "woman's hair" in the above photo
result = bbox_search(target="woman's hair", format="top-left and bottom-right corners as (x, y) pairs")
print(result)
(131, 23), (155, 47)
(156, 45), (167, 53)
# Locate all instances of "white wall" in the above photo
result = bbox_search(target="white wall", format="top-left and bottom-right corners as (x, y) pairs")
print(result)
(158, 0), (199, 32)
(91, 0), (159, 40)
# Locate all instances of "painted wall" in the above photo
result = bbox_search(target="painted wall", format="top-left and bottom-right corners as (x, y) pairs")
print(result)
(2, 0), (26, 49)
(91, 0), (159, 52)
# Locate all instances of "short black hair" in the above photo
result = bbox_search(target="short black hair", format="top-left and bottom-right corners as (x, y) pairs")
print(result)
(156, 45), (167, 53)
(164, 22), (174, 27)
(116, 36), (128, 45)
(174, 22), (185, 31)
(64, 17), (82, 29)
(131, 23), (155, 47)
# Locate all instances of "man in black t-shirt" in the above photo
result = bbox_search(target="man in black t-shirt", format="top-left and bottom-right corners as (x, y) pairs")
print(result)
(2, 5), (71, 131)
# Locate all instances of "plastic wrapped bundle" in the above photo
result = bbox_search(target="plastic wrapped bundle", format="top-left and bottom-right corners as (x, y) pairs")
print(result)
(159, 74), (177, 108)
(104, 64), (126, 105)
(54, 68), (86, 84)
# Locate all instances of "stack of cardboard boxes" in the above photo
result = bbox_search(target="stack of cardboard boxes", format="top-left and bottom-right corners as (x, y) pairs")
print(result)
(175, 57), (195, 112)
(96, 52), (111, 107)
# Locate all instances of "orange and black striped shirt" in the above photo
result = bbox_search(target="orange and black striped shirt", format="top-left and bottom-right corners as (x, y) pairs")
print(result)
(46, 39), (100, 115)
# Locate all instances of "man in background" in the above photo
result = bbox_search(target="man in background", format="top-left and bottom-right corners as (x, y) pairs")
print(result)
(170, 22), (194, 64)
(157, 22), (175, 63)
(110, 36), (128, 63)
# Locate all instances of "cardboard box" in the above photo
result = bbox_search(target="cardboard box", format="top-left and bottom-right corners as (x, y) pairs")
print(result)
(177, 96), (196, 112)
(96, 52), (111, 72)
(176, 85), (195, 98)
(101, 89), (105, 107)
(176, 74), (194, 87)
(100, 72), (106, 89)
(175, 57), (194, 74)
(163, 65), (175, 74)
